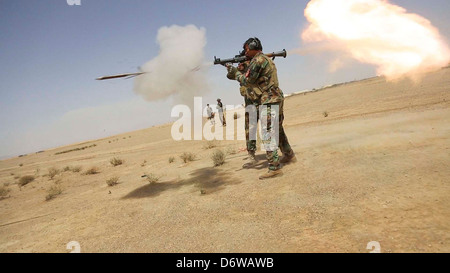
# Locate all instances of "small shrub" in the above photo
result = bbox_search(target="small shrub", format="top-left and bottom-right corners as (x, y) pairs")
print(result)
(18, 175), (35, 187)
(71, 166), (82, 173)
(63, 166), (71, 172)
(145, 174), (161, 184)
(180, 152), (196, 163)
(55, 144), (97, 155)
(45, 185), (62, 201)
(323, 111), (328, 117)
(0, 186), (11, 198)
(211, 149), (226, 166)
(106, 176), (119, 187)
(226, 146), (237, 155)
(141, 160), (147, 167)
(203, 141), (217, 150)
(168, 156), (175, 163)
(84, 167), (100, 175)
(110, 157), (124, 167)
(48, 167), (60, 180)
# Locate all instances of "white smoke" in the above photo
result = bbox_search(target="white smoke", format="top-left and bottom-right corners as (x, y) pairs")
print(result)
(298, 0), (450, 79)
(133, 25), (209, 105)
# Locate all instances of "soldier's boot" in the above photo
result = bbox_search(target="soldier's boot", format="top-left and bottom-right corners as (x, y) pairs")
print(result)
(242, 152), (257, 169)
(259, 169), (283, 180)
(280, 151), (297, 164)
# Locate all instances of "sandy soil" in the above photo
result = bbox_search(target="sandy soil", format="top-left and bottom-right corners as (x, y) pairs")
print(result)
(0, 67), (449, 253)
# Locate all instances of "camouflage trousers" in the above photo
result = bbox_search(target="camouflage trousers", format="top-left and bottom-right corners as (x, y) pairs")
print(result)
(260, 101), (293, 170)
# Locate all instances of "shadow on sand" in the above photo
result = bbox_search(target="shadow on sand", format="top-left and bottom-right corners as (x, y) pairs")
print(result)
(121, 167), (242, 199)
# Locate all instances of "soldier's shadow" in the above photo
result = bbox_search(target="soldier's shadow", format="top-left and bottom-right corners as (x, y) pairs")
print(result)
(253, 154), (268, 170)
(121, 167), (242, 199)
(235, 154), (268, 171)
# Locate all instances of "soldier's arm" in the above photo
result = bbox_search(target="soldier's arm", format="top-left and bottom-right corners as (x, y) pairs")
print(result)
(235, 57), (268, 86)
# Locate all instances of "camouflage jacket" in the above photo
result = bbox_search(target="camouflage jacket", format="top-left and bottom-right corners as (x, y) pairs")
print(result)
(234, 52), (284, 105)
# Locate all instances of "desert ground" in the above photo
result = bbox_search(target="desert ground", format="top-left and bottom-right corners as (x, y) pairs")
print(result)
(0, 67), (449, 253)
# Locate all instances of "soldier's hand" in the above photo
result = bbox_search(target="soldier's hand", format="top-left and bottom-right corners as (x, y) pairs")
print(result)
(226, 64), (237, 80)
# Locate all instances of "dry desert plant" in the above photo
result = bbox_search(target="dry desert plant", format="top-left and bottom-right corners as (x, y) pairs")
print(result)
(0, 186), (11, 198)
(45, 185), (62, 201)
(110, 157), (124, 167)
(203, 141), (217, 150)
(226, 146), (237, 155)
(211, 149), (226, 166)
(71, 166), (82, 173)
(168, 156), (175, 163)
(323, 111), (329, 117)
(55, 144), (96, 155)
(83, 167), (100, 175)
(106, 176), (120, 187)
(180, 152), (196, 163)
(18, 175), (35, 187)
(145, 173), (161, 184)
(48, 167), (60, 180)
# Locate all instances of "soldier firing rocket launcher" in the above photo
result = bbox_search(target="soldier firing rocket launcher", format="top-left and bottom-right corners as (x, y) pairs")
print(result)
(213, 49), (287, 66)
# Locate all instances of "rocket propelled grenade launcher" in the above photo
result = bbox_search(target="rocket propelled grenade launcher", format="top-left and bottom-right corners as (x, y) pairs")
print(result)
(214, 49), (287, 66)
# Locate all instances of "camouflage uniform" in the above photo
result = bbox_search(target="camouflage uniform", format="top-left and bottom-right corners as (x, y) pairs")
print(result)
(230, 52), (293, 170)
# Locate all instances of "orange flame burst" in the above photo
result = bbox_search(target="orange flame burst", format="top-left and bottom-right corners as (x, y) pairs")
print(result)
(301, 0), (450, 79)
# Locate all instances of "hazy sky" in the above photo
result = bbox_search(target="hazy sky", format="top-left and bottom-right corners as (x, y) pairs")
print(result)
(0, 0), (449, 159)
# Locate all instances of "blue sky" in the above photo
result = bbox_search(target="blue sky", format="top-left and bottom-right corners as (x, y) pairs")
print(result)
(0, 0), (449, 158)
